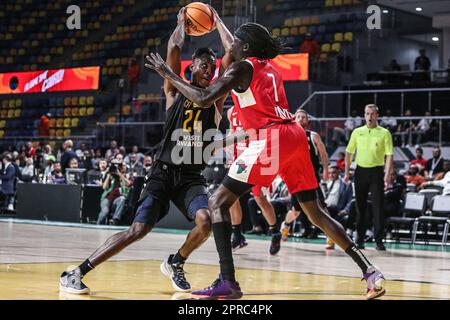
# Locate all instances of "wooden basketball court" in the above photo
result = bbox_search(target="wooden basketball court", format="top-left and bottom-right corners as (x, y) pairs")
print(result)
(1, 219), (449, 300)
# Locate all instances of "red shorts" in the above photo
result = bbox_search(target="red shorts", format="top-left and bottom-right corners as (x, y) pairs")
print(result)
(251, 185), (263, 197)
(228, 122), (318, 194)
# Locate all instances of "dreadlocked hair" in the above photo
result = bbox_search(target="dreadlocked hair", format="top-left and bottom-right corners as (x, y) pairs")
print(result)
(234, 22), (285, 59)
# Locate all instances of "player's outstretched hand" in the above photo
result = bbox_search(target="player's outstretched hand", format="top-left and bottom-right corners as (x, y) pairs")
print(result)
(206, 4), (219, 30)
(177, 7), (186, 30)
(145, 53), (170, 77)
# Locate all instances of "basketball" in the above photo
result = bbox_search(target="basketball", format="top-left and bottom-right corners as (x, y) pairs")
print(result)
(185, 2), (215, 36)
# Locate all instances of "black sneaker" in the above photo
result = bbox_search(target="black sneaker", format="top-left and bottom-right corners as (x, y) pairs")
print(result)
(232, 235), (248, 252)
(269, 233), (282, 255)
(376, 243), (386, 251)
(160, 255), (191, 292)
(59, 268), (90, 294)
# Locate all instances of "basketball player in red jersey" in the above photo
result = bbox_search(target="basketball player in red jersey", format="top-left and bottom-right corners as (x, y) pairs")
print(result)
(146, 20), (386, 300)
(227, 106), (282, 255)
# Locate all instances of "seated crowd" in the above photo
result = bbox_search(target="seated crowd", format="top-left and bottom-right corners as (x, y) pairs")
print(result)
(0, 139), (154, 226)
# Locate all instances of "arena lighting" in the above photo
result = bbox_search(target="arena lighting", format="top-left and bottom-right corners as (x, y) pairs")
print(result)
(432, 36), (439, 41)
(382, 9), (389, 13)
(415, 7), (423, 12)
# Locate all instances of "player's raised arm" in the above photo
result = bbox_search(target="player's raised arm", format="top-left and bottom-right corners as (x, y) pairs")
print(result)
(163, 8), (186, 107)
(145, 53), (252, 109)
(208, 5), (233, 74)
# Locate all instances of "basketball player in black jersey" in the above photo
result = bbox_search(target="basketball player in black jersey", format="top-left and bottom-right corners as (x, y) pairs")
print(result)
(59, 8), (234, 294)
(280, 109), (330, 243)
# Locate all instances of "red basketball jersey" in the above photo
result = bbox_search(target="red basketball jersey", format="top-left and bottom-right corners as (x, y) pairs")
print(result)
(230, 57), (294, 132)
(229, 106), (248, 159)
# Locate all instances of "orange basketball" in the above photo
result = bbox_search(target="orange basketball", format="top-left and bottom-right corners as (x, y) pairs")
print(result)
(185, 2), (215, 36)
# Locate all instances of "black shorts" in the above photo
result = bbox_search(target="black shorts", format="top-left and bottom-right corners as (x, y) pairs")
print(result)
(290, 187), (326, 212)
(133, 160), (209, 225)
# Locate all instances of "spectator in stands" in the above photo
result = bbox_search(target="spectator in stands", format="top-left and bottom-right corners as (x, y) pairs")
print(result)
(415, 49), (431, 71)
(142, 155), (153, 175)
(69, 157), (79, 169)
(78, 150), (93, 171)
(91, 148), (104, 169)
(38, 113), (51, 138)
(47, 162), (66, 184)
(322, 166), (353, 249)
(21, 157), (35, 181)
(332, 110), (362, 146)
(413, 111), (431, 145)
(429, 108), (441, 141)
(61, 140), (78, 172)
(380, 109), (397, 133)
(395, 109), (414, 146)
(414, 49), (431, 82)
(125, 145), (144, 164)
(42, 155), (56, 183)
(97, 160), (132, 225)
(0, 152), (17, 211)
(405, 165), (426, 187)
(300, 33), (320, 62)
(105, 140), (119, 161)
(388, 59), (401, 72)
(128, 57), (140, 101)
(115, 153), (125, 163)
(128, 153), (144, 176)
(88, 159), (108, 186)
(410, 147), (427, 169)
(25, 141), (36, 158)
(118, 146), (127, 158)
(336, 152), (345, 171)
(425, 146), (444, 179)
(421, 159), (450, 195)
(384, 170), (406, 218)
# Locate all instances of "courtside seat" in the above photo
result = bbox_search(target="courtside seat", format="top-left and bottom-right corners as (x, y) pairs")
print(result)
(63, 118), (71, 128)
(387, 193), (426, 243)
(344, 32), (353, 42)
(414, 195), (450, 245)
(71, 118), (79, 128)
(64, 107), (71, 117)
(56, 129), (63, 138)
(71, 107), (79, 116)
(79, 96), (87, 105)
(108, 116), (117, 123)
(56, 118), (64, 128)
(321, 43), (331, 53)
(86, 107), (94, 116)
(79, 107), (87, 116)
(63, 129), (71, 137)
(7, 109), (14, 118)
(50, 118), (56, 127)
(331, 42), (341, 53)
(49, 129), (56, 138)
(334, 32), (344, 42)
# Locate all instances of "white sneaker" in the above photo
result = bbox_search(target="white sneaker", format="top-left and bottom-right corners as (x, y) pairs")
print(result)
(7, 204), (14, 211)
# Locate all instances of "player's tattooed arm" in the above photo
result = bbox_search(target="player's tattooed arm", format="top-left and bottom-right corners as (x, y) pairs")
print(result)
(145, 53), (252, 109)
(207, 5), (233, 74)
(164, 8), (186, 105)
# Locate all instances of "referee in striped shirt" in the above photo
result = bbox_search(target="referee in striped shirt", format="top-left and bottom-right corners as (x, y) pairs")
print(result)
(344, 104), (394, 251)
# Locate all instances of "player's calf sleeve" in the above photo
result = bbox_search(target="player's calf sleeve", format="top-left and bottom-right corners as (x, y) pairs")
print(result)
(212, 221), (235, 282)
(79, 259), (95, 276)
(232, 224), (242, 238)
(345, 244), (372, 274)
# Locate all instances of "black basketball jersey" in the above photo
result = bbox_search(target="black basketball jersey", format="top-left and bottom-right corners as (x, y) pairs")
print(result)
(306, 130), (321, 178)
(156, 93), (221, 171)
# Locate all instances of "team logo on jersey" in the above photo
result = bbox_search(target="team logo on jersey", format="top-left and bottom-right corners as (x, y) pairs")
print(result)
(236, 160), (247, 174)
